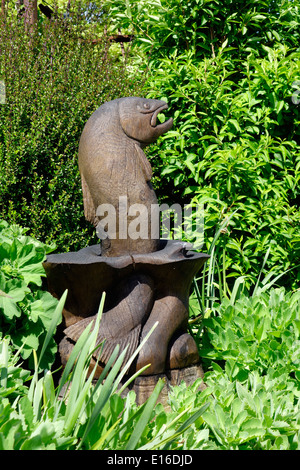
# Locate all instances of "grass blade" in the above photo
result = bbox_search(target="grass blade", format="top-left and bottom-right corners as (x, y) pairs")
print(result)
(112, 321), (159, 393)
(125, 378), (165, 450)
(66, 345), (122, 438)
(254, 263), (300, 296)
(117, 364), (151, 395)
(56, 292), (106, 398)
(138, 401), (210, 450)
(77, 347), (129, 449)
(252, 246), (271, 297)
(162, 402), (210, 450)
(138, 404), (194, 450)
(0, 338), (9, 389)
(42, 370), (55, 408)
(91, 418), (122, 450)
(229, 276), (246, 305)
(56, 323), (93, 399)
(38, 290), (68, 369)
(28, 292), (67, 402)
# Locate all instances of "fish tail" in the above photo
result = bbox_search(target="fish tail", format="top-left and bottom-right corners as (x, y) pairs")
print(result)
(63, 317), (142, 368)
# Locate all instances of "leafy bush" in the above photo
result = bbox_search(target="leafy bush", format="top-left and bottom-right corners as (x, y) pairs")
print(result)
(0, 4), (142, 252)
(200, 287), (300, 377)
(171, 287), (300, 450)
(185, 367), (300, 450)
(146, 45), (300, 290)
(104, 0), (300, 290)
(105, 0), (300, 61)
(0, 220), (59, 370)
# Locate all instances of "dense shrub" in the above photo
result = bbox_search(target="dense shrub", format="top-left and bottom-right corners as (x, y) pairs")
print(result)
(105, 0), (300, 290)
(147, 45), (300, 290)
(200, 287), (300, 377)
(0, 4), (142, 252)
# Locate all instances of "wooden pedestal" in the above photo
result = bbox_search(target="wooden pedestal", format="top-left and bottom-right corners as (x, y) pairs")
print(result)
(118, 363), (206, 409)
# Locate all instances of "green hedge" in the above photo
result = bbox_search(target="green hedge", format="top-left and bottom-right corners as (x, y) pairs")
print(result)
(0, 7), (142, 252)
(146, 44), (300, 289)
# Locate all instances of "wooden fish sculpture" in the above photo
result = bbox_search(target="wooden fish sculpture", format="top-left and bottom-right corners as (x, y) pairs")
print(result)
(78, 97), (173, 257)
(50, 97), (207, 379)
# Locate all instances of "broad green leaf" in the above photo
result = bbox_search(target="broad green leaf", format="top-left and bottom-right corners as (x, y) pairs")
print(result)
(0, 296), (21, 319)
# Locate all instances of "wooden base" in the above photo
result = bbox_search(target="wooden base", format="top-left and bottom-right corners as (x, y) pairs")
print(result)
(118, 363), (206, 409)
(59, 363), (206, 411)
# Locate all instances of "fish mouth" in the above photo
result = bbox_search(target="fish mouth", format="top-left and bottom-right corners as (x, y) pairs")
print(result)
(150, 103), (173, 130)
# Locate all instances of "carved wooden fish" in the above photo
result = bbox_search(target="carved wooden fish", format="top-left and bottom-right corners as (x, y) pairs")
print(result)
(60, 274), (155, 374)
(55, 97), (205, 378)
(78, 97), (173, 257)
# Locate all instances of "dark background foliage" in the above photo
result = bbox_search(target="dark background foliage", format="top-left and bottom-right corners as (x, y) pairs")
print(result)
(0, 3), (142, 252)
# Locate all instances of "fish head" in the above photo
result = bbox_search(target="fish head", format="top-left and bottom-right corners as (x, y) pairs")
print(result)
(119, 97), (173, 145)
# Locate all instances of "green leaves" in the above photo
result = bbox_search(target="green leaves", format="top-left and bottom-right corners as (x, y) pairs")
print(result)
(200, 368), (300, 449)
(200, 287), (300, 376)
(0, 219), (60, 369)
(0, 301), (210, 450)
(186, 283), (300, 449)
(104, 0), (300, 292)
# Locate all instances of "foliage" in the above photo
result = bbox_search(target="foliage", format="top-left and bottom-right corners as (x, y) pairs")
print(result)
(167, 286), (300, 450)
(0, 220), (59, 370)
(0, 338), (31, 402)
(1, 1), (300, 450)
(200, 287), (300, 376)
(178, 366), (300, 450)
(0, 220), (299, 450)
(105, 0), (300, 60)
(0, 2), (142, 252)
(1, 283), (299, 450)
(146, 45), (300, 290)
(195, 287), (300, 450)
(0, 222), (209, 450)
(103, 0), (300, 291)
(0, 293), (209, 450)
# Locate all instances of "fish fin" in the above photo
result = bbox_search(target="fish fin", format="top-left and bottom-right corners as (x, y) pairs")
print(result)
(96, 324), (142, 365)
(134, 144), (153, 181)
(64, 317), (142, 366)
(81, 173), (97, 225)
(63, 316), (93, 342)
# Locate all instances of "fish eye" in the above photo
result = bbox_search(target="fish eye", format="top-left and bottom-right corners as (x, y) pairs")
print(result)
(143, 103), (150, 109)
